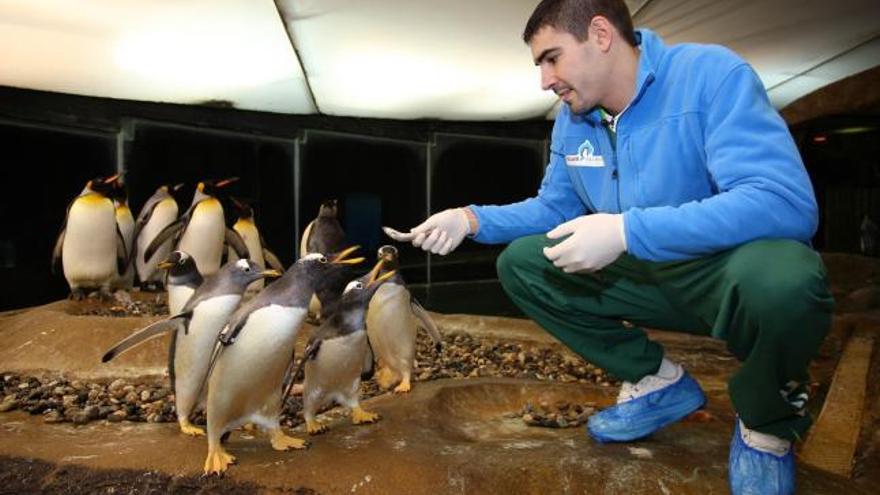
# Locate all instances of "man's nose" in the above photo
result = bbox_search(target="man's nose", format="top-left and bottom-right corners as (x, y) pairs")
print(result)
(540, 66), (557, 92)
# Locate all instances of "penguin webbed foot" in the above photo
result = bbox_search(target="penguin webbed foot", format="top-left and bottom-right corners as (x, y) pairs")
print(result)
(306, 420), (328, 435)
(270, 430), (310, 451)
(179, 421), (205, 437)
(203, 448), (237, 476)
(68, 289), (85, 301)
(393, 378), (411, 394)
(351, 406), (380, 425)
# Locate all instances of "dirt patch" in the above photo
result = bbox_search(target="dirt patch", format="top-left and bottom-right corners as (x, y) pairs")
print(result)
(0, 455), (311, 494)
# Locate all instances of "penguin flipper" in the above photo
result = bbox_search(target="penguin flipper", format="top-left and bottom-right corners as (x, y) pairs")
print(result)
(262, 247), (285, 272)
(116, 224), (129, 275)
(411, 297), (443, 351)
(143, 221), (184, 262)
(225, 228), (250, 259)
(51, 228), (65, 275)
(102, 316), (187, 362)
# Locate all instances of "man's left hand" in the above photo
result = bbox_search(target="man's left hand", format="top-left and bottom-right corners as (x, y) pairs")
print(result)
(543, 213), (627, 273)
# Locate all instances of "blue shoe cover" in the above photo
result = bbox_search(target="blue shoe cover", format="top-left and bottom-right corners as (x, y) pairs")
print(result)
(587, 371), (705, 442)
(729, 420), (795, 495)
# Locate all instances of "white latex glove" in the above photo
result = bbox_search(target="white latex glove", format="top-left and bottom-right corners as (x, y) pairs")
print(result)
(543, 213), (627, 273)
(386, 208), (470, 255)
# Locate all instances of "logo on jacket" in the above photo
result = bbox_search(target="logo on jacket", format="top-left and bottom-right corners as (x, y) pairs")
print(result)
(565, 139), (605, 167)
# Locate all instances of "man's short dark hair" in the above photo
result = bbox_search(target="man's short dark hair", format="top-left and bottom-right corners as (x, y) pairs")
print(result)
(523, 0), (638, 46)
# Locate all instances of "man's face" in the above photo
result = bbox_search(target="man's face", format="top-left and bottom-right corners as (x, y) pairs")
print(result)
(530, 25), (606, 113)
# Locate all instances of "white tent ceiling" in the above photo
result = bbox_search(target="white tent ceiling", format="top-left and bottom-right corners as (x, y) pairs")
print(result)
(1, 0), (878, 121)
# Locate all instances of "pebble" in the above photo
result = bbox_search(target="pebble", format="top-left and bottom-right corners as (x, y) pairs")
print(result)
(0, 330), (617, 428)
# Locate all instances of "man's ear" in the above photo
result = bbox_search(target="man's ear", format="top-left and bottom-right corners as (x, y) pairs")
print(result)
(589, 16), (614, 52)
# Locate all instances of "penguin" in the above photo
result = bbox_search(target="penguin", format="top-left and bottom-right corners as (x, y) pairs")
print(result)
(300, 199), (345, 257)
(299, 258), (396, 435)
(158, 250), (203, 315)
(300, 199), (346, 321)
(226, 197), (285, 294)
(52, 174), (128, 300)
(144, 178), (249, 277)
(110, 180), (136, 291)
(366, 245), (443, 393)
(102, 258), (280, 436)
(201, 247), (364, 475)
(134, 184), (181, 290)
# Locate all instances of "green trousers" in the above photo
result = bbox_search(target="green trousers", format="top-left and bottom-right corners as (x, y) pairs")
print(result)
(496, 235), (834, 441)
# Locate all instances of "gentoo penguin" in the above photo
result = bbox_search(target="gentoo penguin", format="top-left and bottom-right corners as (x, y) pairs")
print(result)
(201, 247), (364, 475)
(300, 199), (345, 257)
(52, 174), (128, 300)
(110, 181), (136, 291)
(226, 198), (285, 294)
(134, 184), (181, 290)
(144, 178), (249, 277)
(366, 245), (442, 393)
(300, 259), (395, 435)
(158, 250), (203, 315)
(102, 258), (279, 436)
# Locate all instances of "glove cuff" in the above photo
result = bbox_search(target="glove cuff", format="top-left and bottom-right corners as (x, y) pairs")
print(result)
(462, 207), (479, 237)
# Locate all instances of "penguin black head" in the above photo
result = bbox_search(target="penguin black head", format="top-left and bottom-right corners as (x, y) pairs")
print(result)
(376, 245), (400, 271)
(333, 259), (396, 331)
(318, 199), (339, 218)
(231, 197), (255, 220)
(197, 177), (239, 198)
(159, 250), (200, 278)
(109, 178), (129, 205)
(222, 258), (282, 290)
(85, 173), (121, 197)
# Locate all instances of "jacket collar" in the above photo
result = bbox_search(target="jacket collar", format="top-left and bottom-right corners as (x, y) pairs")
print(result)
(583, 29), (663, 125)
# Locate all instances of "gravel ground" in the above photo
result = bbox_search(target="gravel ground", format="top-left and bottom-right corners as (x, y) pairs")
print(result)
(0, 331), (615, 430)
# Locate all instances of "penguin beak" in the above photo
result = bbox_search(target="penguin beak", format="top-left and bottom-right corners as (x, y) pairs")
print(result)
(157, 260), (175, 269)
(331, 245), (365, 265)
(261, 269), (282, 278)
(368, 269), (396, 288)
(215, 177), (240, 188)
(104, 173), (122, 184)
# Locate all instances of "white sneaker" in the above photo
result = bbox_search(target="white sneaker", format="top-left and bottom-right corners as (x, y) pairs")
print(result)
(738, 418), (791, 457)
(617, 358), (683, 403)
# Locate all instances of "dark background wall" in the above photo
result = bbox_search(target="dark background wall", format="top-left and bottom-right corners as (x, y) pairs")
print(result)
(0, 86), (551, 313)
(2, 85), (877, 314)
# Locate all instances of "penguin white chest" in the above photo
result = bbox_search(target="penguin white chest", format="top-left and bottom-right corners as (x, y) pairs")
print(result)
(215, 305), (307, 391)
(179, 199), (225, 276)
(137, 199), (178, 281)
(62, 195), (118, 286)
(230, 221), (264, 292)
(367, 283), (415, 362)
(306, 332), (369, 394)
(167, 285), (195, 315)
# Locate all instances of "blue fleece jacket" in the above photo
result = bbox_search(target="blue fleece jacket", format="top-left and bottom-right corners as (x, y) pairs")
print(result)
(469, 29), (817, 262)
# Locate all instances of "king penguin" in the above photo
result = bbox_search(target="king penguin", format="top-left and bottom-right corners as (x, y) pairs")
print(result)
(52, 174), (128, 300)
(226, 197), (285, 294)
(144, 178), (249, 277)
(102, 258), (279, 436)
(300, 259), (395, 435)
(134, 184), (181, 290)
(300, 199), (346, 321)
(159, 250), (203, 315)
(366, 245), (442, 393)
(110, 180), (136, 291)
(200, 247), (364, 475)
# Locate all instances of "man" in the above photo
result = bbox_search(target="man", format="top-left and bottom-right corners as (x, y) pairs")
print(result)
(387, 1), (833, 494)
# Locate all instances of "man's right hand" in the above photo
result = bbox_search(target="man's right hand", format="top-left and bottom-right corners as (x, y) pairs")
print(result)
(384, 208), (472, 255)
